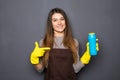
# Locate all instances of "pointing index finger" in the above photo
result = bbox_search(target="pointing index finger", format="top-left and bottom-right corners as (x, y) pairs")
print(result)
(40, 47), (51, 51)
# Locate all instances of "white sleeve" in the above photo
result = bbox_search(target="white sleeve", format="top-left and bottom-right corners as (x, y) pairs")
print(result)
(73, 52), (84, 73)
(39, 39), (43, 46)
(36, 39), (44, 72)
(73, 39), (85, 73)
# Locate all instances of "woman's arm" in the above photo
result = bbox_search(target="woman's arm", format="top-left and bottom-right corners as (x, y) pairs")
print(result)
(34, 62), (44, 72)
(73, 39), (85, 73)
(73, 52), (85, 73)
(30, 39), (50, 72)
(33, 39), (45, 72)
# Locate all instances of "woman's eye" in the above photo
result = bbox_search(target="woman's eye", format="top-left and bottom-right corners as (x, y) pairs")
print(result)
(61, 18), (65, 20)
(53, 19), (57, 22)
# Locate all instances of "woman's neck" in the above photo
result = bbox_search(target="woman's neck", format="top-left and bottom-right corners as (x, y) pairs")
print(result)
(54, 31), (64, 37)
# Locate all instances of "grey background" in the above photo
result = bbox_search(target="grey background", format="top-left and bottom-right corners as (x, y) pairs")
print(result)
(0, 0), (120, 80)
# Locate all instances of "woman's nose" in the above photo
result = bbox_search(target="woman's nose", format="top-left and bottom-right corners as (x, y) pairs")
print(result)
(58, 20), (61, 25)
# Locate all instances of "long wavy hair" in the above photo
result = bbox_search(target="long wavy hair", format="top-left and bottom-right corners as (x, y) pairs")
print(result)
(41, 8), (78, 67)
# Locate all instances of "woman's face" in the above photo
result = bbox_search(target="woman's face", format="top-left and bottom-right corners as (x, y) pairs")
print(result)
(52, 13), (66, 35)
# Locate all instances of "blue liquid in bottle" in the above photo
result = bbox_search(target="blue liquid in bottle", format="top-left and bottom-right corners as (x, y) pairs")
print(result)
(88, 33), (97, 56)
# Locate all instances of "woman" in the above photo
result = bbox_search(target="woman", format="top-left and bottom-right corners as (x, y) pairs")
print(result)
(30, 8), (98, 80)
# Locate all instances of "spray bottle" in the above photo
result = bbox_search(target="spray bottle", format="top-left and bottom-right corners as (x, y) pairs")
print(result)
(88, 32), (97, 56)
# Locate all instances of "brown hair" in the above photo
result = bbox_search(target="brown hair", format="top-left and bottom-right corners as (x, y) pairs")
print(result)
(42, 8), (78, 67)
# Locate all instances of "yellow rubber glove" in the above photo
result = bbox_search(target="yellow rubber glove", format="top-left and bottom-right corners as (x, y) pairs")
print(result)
(80, 42), (99, 64)
(30, 41), (50, 64)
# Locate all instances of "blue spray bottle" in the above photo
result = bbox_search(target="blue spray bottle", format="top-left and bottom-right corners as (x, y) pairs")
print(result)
(88, 32), (97, 56)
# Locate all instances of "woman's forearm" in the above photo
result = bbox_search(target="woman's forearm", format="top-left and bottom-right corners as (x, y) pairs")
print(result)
(34, 63), (44, 72)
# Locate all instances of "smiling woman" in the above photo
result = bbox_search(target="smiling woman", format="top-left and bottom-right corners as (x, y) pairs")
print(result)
(30, 8), (99, 80)
(52, 13), (66, 36)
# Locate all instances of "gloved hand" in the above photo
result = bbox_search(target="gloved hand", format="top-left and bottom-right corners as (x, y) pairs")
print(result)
(80, 42), (99, 64)
(30, 41), (50, 64)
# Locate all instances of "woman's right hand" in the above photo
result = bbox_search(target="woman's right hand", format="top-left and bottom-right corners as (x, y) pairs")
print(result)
(30, 41), (50, 64)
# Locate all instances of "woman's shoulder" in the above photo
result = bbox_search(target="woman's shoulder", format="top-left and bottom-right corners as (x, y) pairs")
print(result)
(39, 38), (44, 46)
(73, 38), (79, 46)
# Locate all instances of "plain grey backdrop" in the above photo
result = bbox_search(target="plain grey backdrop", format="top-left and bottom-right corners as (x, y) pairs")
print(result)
(0, 0), (120, 80)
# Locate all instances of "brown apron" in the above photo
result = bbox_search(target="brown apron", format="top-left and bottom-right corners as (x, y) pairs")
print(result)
(45, 49), (77, 80)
